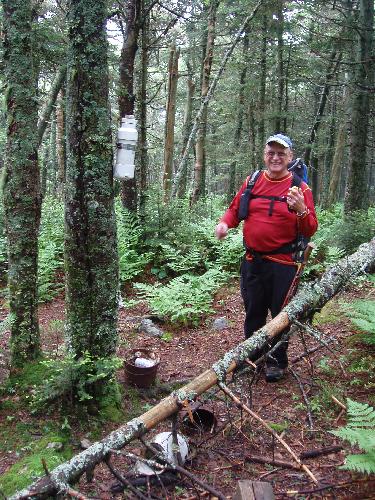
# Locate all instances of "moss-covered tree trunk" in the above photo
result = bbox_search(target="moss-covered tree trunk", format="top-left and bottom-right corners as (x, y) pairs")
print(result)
(65, 0), (119, 368)
(2, 0), (41, 367)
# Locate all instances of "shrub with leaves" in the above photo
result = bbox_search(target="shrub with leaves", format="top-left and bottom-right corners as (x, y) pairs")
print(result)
(116, 203), (153, 283)
(34, 352), (123, 408)
(331, 399), (375, 474)
(134, 268), (230, 325)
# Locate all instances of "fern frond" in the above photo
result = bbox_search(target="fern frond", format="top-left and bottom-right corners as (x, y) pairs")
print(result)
(331, 399), (375, 474)
(341, 451), (375, 474)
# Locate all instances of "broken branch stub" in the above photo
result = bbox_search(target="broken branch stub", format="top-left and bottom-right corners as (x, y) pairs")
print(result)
(11, 237), (375, 499)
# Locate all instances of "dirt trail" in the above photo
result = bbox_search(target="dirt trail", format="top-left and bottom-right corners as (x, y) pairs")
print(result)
(1, 281), (374, 498)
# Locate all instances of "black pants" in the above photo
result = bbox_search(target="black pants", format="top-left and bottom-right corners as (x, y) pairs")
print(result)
(240, 256), (297, 368)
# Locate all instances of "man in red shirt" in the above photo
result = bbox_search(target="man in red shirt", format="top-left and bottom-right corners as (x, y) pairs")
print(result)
(215, 134), (318, 381)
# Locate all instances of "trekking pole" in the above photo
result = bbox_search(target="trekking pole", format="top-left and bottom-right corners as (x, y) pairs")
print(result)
(282, 242), (315, 308)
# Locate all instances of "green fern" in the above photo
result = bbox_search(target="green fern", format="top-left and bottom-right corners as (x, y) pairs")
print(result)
(331, 399), (375, 474)
(134, 268), (229, 325)
(344, 299), (375, 345)
(116, 203), (153, 282)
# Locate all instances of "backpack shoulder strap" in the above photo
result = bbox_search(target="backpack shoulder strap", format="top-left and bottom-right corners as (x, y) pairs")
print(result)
(247, 169), (262, 190)
(291, 171), (302, 188)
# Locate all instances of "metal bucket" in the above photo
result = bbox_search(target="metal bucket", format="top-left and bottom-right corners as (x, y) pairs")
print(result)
(124, 349), (160, 388)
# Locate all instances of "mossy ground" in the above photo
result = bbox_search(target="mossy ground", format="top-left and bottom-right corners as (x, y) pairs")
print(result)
(312, 298), (342, 326)
(0, 434), (73, 496)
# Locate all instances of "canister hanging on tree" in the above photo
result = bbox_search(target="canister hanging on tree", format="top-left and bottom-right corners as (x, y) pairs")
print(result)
(114, 115), (138, 179)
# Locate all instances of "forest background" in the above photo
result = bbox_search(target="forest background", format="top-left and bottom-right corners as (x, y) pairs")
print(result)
(0, 0), (375, 497)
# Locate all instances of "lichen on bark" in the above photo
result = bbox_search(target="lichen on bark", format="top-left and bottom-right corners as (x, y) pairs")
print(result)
(64, 1), (119, 374)
(2, 0), (41, 367)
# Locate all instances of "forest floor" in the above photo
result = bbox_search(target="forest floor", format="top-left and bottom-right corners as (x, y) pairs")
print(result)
(0, 277), (375, 499)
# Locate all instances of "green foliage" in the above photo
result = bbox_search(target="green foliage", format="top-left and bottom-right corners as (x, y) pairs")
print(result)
(134, 268), (230, 325)
(31, 353), (123, 409)
(342, 299), (375, 345)
(336, 209), (375, 254)
(0, 434), (73, 497)
(116, 202), (152, 283)
(37, 197), (64, 302)
(331, 399), (375, 474)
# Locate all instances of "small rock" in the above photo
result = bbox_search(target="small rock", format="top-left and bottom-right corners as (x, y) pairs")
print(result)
(80, 438), (92, 449)
(138, 319), (164, 338)
(47, 442), (63, 451)
(212, 317), (229, 331)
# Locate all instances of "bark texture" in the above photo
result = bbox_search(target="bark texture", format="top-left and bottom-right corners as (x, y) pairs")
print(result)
(191, 0), (219, 204)
(11, 237), (375, 499)
(344, 0), (374, 213)
(2, 0), (41, 367)
(65, 0), (119, 359)
(118, 0), (141, 211)
(163, 44), (180, 201)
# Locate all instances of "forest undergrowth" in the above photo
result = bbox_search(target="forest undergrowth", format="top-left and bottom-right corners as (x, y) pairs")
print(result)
(0, 194), (374, 498)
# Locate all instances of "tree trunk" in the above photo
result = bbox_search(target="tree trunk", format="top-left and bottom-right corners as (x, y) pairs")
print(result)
(163, 44), (180, 201)
(304, 51), (340, 168)
(229, 32), (249, 201)
(257, 14), (267, 162)
(138, 3), (149, 215)
(2, 0), (41, 367)
(191, 0), (220, 204)
(65, 0), (118, 371)
(48, 116), (57, 196)
(56, 89), (66, 198)
(118, 0), (141, 211)
(274, 0), (284, 133)
(12, 237), (375, 499)
(344, 0), (374, 213)
(176, 61), (195, 198)
(37, 64), (67, 147)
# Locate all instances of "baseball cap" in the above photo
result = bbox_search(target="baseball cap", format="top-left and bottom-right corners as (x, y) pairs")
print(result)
(266, 133), (293, 149)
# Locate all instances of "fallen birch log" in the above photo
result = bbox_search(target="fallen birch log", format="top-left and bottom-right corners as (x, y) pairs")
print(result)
(12, 237), (375, 499)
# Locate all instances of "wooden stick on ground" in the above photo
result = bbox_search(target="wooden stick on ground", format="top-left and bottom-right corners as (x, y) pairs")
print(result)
(217, 382), (319, 485)
(289, 367), (314, 429)
(244, 454), (300, 470)
(105, 459), (150, 500)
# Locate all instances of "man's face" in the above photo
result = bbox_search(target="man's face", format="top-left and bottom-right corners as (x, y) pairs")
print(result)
(264, 142), (292, 177)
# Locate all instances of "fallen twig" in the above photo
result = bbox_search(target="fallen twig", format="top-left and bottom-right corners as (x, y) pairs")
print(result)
(293, 320), (346, 376)
(331, 395), (347, 410)
(291, 338), (336, 364)
(300, 445), (343, 460)
(244, 454), (300, 470)
(65, 488), (90, 500)
(286, 477), (375, 496)
(105, 458), (151, 500)
(217, 382), (319, 485)
(289, 367), (314, 429)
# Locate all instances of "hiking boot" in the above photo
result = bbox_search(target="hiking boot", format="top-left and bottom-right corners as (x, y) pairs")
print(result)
(265, 365), (286, 383)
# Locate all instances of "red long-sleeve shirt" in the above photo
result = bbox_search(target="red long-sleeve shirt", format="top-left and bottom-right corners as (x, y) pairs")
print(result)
(221, 170), (318, 265)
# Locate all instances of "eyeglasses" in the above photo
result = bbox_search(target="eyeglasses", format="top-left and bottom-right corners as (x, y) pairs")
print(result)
(266, 151), (288, 158)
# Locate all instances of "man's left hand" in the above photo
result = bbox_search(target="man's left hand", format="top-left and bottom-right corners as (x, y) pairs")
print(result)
(287, 186), (306, 214)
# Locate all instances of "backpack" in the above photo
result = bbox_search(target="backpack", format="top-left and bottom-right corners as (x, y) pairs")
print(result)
(288, 158), (309, 183)
(237, 169), (307, 261)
